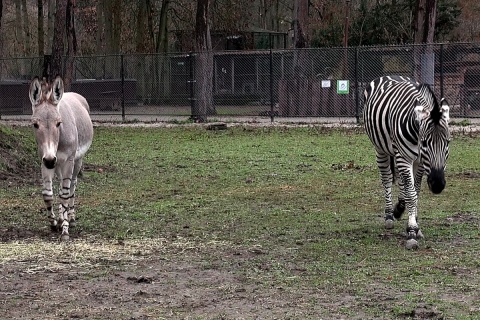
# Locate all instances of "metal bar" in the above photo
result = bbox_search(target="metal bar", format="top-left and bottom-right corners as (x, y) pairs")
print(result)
(121, 54), (125, 121)
(270, 34), (274, 122)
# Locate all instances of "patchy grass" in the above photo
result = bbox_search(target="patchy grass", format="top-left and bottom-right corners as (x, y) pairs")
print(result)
(0, 124), (479, 319)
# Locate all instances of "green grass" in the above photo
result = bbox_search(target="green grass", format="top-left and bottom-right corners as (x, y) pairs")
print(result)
(1, 124), (479, 319)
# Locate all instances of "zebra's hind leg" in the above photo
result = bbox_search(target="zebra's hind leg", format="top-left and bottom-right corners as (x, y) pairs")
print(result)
(393, 200), (405, 219)
(376, 153), (395, 229)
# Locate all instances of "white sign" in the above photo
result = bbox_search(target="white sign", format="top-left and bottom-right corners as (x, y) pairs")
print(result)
(321, 80), (331, 88)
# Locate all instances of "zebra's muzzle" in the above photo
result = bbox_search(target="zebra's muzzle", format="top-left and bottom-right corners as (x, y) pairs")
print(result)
(427, 168), (446, 194)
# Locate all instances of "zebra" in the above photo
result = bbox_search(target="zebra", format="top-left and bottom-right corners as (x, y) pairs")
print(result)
(363, 76), (451, 249)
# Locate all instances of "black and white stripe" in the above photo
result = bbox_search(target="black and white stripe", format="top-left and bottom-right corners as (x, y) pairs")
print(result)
(363, 76), (451, 249)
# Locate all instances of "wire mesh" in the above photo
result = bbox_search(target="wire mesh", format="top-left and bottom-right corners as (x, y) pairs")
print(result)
(1, 43), (480, 120)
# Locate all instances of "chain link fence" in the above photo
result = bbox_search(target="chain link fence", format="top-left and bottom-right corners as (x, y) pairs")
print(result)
(1, 43), (480, 121)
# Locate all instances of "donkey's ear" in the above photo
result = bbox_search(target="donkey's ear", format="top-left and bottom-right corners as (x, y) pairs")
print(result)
(29, 77), (43, 108)
(50, 76), (64, 104)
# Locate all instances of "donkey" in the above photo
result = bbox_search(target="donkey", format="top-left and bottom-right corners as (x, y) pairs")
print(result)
(29, 76), (94, 240)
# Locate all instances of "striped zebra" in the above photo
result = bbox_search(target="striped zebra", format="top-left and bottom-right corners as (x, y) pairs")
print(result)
(363, 76), (451, 249)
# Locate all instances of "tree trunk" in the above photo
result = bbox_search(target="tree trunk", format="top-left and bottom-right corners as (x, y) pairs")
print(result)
(414, 0), (437, 44)
(46, 0), (55, 53)
(64, 0), (76, 91)
(293, 0), (308, 76)
(21, 0), (31, 56)
(0, 0), (3, 58)
(15, 0), (25, 55)
(194, 0), (214, 122)
(414, 0), (437, 84)
(153, 0), (170, 103)
(156, 0), (169, 53)
(95, 0), (103, 55)
(51, 0), (67, 80)
(38, 0), (44, 56)
(289, 0), (309, 115)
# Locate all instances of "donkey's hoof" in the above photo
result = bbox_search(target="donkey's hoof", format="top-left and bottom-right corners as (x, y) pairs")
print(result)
(385, 219), (395, 229)
(60, 234), (70, 241)
(405, 239), (418, 250)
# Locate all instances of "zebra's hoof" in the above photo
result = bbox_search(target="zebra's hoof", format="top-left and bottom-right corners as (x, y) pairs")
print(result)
(405, 239), (418, 250)
(69, 219), (76, 228)
(60, 234), (70, 241)
(385, 219), (395, 229)
(417, 229), (424, 239)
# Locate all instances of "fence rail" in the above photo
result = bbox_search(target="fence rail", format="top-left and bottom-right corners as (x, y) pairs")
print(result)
(1, 43), (480, 122)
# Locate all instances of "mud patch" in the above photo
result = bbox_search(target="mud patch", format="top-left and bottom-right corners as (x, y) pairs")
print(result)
(446, 211), (479, 224)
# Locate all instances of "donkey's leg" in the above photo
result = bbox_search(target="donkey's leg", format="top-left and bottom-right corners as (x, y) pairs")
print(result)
(396, 157), (420, 249)
(41, 166), (57, 231)
(57, 159), (75, 241)
(376, 152), (395, 229)
(67, 158), (83, 227)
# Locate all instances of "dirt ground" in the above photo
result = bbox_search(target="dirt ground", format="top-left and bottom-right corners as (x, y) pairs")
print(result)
(0, 232), (449, 320)
(1, 120), (477, 319)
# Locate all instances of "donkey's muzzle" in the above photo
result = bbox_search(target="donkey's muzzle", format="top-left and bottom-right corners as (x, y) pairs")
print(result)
(427, 168), (446, 194)
(43, 156), (57, 169)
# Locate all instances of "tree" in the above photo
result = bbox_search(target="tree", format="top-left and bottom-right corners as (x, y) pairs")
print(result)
(0, 0), (3, 31)
(193, 0), (214, 122)
(50, 0), (67, 80)
(0, 0), (3, 59)
(64, 0), (76, 90)
(38, 0), (44, 57)
(414, 0), (437, 44)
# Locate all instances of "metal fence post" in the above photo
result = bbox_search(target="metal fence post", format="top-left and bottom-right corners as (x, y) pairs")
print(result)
(188, 52), (196, 120)
(269, 34), (275, 122)
(354, 47), (360, 124)
(440, 43), (444, 98)
(121, 54), (125, 121)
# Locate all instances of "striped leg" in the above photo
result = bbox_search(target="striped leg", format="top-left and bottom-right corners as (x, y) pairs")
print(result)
(397, 157), (420, 249)
(376, 152), (395, 229)
(57, 160), (75, 241)
(67, 158), (84, 228)
(393, 162), (406, 219)
(41, 166), (57, 230)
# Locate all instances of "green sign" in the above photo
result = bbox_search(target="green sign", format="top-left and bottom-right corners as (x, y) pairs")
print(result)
(337, 80), (349, 94)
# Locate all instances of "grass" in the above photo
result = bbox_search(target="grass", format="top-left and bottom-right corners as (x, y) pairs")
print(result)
(0, 124), (479, 319)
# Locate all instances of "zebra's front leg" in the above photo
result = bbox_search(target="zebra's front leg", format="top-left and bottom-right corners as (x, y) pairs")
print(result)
(377, 153), (395, 229)
(398, 164), (421, 249)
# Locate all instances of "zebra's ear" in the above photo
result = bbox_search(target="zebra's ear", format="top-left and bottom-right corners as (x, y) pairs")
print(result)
(50, 76), (64, 105)
(414, 105), (430, 122)
(29, 77), (43, 109)
(440, 98), (450, 122)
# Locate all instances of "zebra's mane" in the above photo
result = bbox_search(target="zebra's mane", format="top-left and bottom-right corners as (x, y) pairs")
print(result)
(417, 84), (442, 125)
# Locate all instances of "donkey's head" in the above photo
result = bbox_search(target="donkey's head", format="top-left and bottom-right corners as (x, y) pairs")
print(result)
(29, 76), (64, 169)
(415, 89), (451, 195)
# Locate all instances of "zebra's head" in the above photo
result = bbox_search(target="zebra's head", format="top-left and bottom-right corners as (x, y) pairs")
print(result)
(415, 94), (451, 195)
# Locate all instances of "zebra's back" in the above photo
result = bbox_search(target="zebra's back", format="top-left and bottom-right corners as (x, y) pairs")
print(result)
(363, 77), (420, 159)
